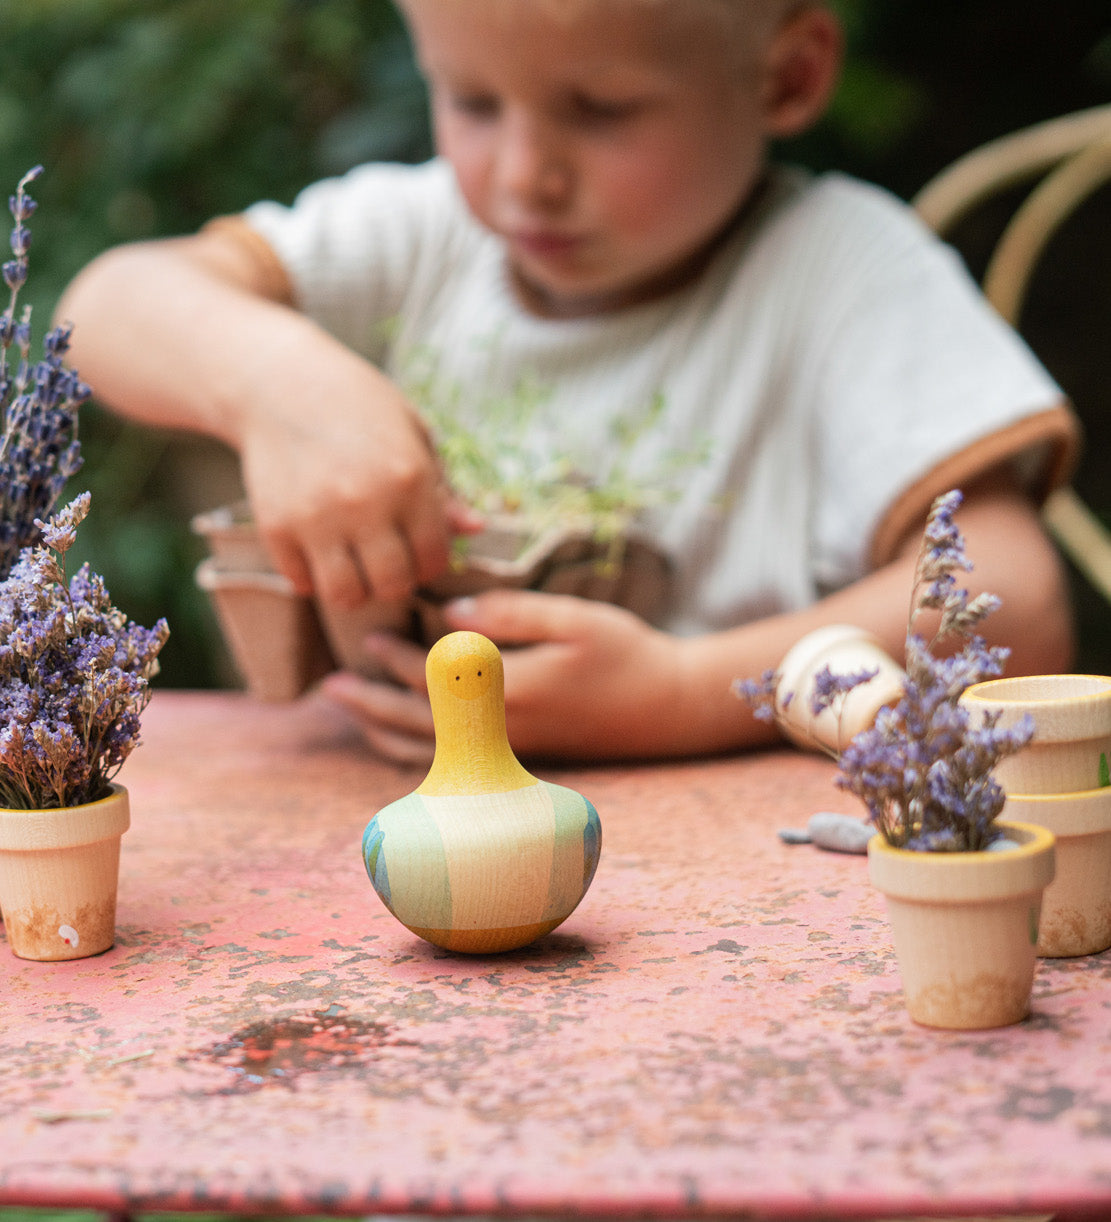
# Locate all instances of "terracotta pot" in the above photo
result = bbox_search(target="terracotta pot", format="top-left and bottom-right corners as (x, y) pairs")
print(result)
(1003, 787), (1111, 957)
(868, 820), (1056, 1029)
(0, 784), (130, 961)
(773, 624), (906, 754)
(960, 673), (1111, 794)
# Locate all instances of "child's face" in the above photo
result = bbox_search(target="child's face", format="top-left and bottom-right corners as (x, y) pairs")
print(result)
(401, 0), (786, 317)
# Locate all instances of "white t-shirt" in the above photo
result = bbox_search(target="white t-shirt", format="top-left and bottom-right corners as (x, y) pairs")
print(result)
(234, 158), (1075, 635)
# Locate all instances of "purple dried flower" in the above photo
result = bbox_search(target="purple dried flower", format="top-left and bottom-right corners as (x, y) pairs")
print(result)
(0, 173), (168, 809)
(734, 488), (1033, 851)
(838, 492), (1032, 850)
(0, 494), (169, 808)
(809, 663), (880, 717)
(0, 168), (87, 580)
(731, 670), (781, 723)
(914, 489), (970, 586)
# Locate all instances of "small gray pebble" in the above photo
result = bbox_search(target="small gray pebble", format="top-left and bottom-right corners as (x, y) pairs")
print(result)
(778, 828), (812, 845)
(986, 836), (1022, 853)
(807, 812), (874, 854)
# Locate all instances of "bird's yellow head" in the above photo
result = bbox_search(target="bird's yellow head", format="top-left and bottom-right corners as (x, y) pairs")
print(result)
(418, 631), (535, 796)
(427, 631), (501, 704)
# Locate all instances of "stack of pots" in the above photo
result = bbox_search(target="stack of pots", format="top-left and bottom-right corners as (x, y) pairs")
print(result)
(192, 502), (410, 700)
(961, 674), (1111, 958)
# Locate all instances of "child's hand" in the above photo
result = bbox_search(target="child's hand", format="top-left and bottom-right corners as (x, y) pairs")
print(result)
(234, 344), (483, 608)
(321, 590), (693, 763)
(54, 229), (481, 607)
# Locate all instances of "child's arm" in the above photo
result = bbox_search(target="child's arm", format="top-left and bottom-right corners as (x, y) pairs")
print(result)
(56, 230), (479, 606)
(321, 470), (1073, 762)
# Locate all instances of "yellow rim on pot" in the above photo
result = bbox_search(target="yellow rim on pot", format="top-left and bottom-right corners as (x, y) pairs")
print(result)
(867, 820), (1056, 903)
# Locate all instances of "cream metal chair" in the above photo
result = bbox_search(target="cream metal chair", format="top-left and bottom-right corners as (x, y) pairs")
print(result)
(913, 103), (1111, 604)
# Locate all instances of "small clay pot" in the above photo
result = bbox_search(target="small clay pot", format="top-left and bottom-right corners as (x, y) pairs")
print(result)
(193, 508), (416, 696)
(195, 560), (335, 702)
(868, 820), (1056, 1029)
(0, 784), (130, 961)
(1003, 786), (1111, 957)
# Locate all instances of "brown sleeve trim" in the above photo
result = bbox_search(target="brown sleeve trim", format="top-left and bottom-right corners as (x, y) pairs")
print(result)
(200, 214), (297, 308)
(869, 401), (1083, 567)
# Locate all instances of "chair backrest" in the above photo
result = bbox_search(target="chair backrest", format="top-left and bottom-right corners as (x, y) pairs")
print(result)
(913, 105), (1111, 608)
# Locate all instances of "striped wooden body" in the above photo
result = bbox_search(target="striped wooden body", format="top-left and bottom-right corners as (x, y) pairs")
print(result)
(361, 631), (602, 953)
(363, 781), (601, 952)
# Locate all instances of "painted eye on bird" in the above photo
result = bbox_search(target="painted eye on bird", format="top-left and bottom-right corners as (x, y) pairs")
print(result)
(449, 659), (491, 700)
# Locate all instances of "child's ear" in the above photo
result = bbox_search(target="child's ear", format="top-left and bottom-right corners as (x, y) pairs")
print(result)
(760, 6), (843, 139)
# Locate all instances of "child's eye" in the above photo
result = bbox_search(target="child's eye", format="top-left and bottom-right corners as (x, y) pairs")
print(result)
(448, 91), (501, 120)
(568, 94), (643, 125)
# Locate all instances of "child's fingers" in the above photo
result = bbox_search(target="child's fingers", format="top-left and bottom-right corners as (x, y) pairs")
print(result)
(311, 539), (374, 608)
(360, 723), (435, 769)
(263, 531), (315, 598)
(402, 485), (468, 588)
(320, 669), (435, 767)
(445, 496), (486, 537)
(348, 527), (420, 606)
(307, 494), (452, 607)
(360, 632), (429, 693)
(327, 687), (435, 766)
(444, 588), (622, 644)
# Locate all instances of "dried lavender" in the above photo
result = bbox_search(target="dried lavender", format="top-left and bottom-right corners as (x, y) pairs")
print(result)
(732, 668), (784, 723)
(0, 166), (87, 580)
(0, 167), (168, 809)
(735, 489), (1033, 852)
(0, 493), (169, 809)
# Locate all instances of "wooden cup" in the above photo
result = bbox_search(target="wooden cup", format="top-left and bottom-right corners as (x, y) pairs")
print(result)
(961, 674), (1111, 795)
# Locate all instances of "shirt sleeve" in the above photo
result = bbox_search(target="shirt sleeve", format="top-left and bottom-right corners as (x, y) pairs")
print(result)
(800, 176), (1078, 586)
(233, 158), (470, 362)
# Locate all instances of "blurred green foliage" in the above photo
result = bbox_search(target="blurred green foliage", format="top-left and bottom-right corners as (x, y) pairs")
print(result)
(0, 0), (430, 686)
(0, 0), (1108, 685)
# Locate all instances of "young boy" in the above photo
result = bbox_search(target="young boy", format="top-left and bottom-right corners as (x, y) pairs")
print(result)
(57, 0), (1078, 763)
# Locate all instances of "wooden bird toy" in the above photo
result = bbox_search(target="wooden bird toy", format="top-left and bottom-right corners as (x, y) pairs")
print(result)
(361, 631), (602, 953)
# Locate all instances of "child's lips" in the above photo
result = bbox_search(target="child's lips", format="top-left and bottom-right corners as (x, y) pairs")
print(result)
(510, 229), (585, 260)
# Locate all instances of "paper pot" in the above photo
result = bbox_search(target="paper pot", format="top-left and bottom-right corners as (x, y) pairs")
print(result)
(960, 673), (1111, 794)
(868, 821), (1056, 1029)
(313, 597), (416, 674)
(190, 501), (274, 572)
(1003, 787), (1111, 957)
(774, 624), (906, 754)
(195, 559), (335, 701)
(0, 784), (130, 961)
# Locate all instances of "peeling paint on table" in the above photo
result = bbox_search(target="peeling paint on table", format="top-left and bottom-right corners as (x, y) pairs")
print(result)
(2, 691), (1111, 1220)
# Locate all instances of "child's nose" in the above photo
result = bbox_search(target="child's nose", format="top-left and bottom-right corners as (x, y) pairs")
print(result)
(494, 115), (572, 208)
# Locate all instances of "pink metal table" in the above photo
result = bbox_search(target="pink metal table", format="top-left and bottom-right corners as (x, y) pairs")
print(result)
(1, 691), (1109, 1220)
